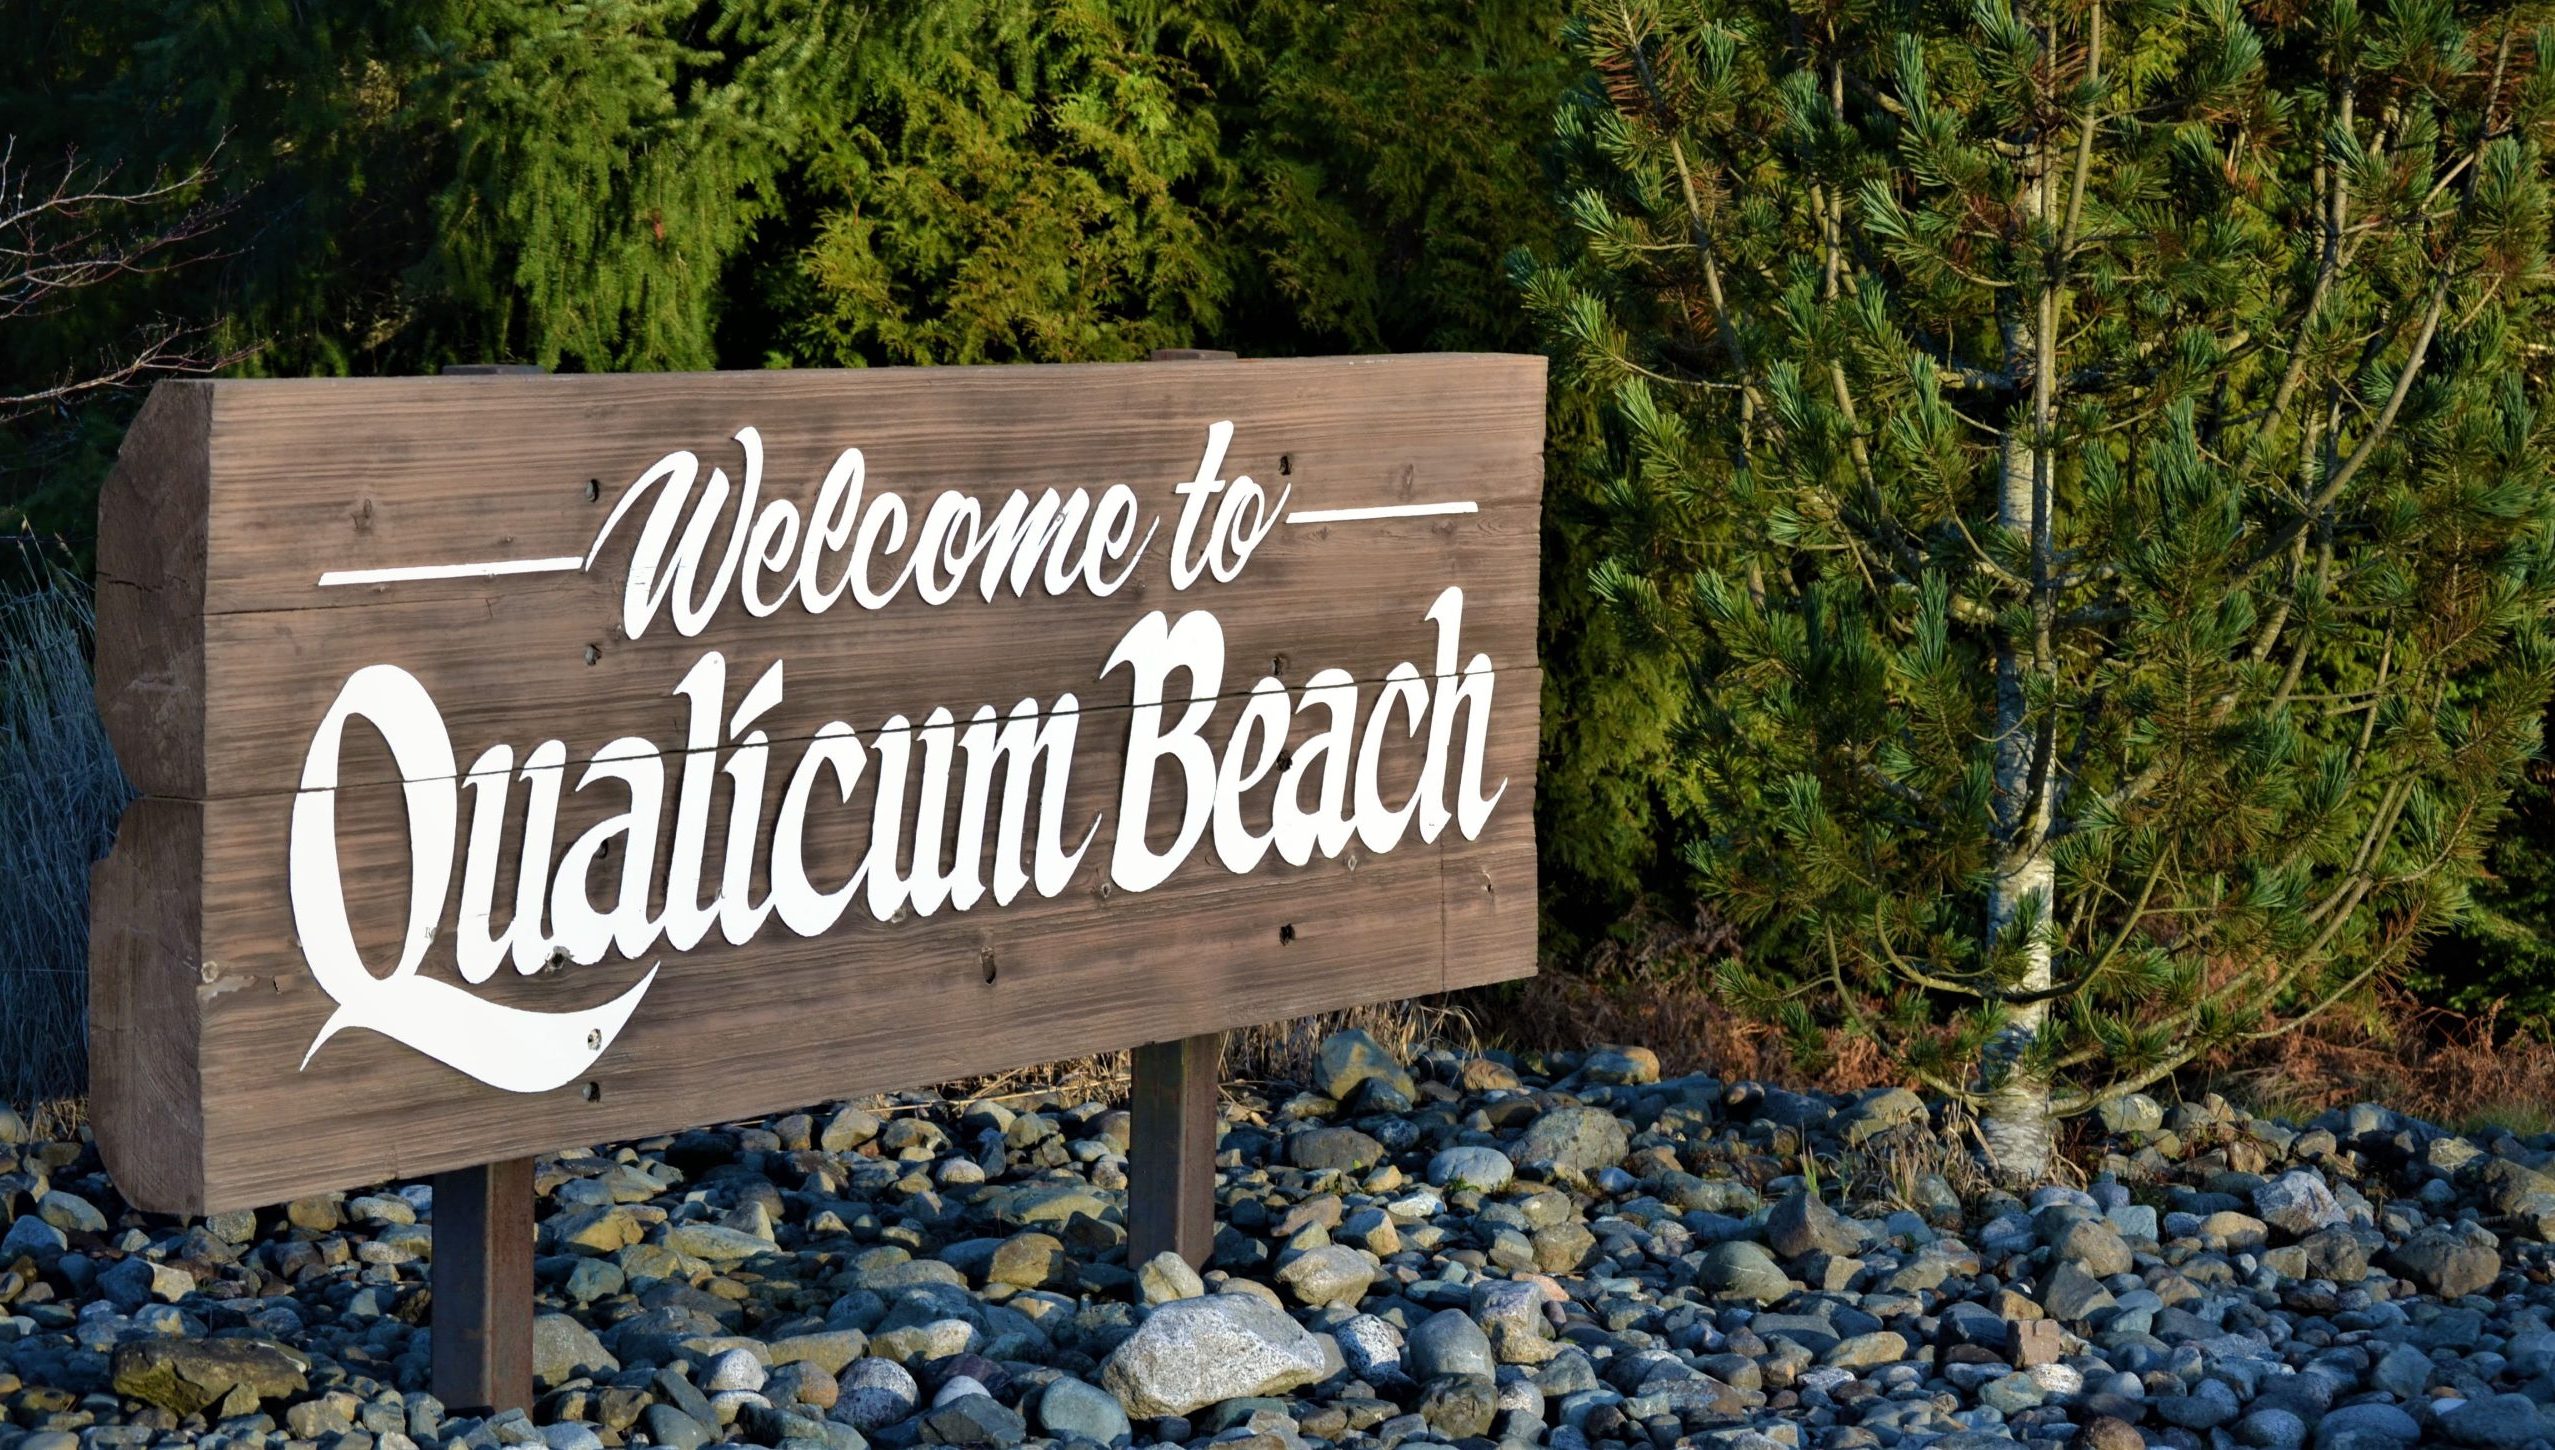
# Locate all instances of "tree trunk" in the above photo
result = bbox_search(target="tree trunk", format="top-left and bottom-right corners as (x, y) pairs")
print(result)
(1980, 835), (2056, 1181)
(1981, 128), (2059, 1185)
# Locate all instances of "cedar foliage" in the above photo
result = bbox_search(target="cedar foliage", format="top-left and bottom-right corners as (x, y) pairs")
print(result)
(1519, 0), (2555, 1163)
(0, 0), (1570, 537)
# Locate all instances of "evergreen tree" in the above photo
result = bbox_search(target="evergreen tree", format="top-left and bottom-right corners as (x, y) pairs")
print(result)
(5, 0), (1573, 538)
(1216, 0), (1571, 355)
(1521, 0), (2555, 1177)
(758, 0), (1237, 366)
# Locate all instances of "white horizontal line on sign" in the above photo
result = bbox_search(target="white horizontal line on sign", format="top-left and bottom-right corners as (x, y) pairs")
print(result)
(1286, 501), (1478, 524)
(316, 557), (587, 587)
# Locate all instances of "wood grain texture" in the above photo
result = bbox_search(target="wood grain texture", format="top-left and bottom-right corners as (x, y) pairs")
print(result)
(1128, 1034), (1222, 1269)
(431, 1157), (536, 1416)
(89, 358), (1544, 1214)
(94, 383), (209, 801)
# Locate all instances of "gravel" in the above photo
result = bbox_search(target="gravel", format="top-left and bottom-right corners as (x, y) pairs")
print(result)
(3, 1029), (2555, 1449)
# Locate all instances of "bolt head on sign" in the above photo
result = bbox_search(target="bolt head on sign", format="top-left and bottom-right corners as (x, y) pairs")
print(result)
(88, 356), (1544, 1214)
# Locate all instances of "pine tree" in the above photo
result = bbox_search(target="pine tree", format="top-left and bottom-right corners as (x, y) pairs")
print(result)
(1521, 0), (2555, 1178)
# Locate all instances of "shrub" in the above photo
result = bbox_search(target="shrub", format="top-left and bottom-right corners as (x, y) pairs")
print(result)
(0, 541), (131, 1104)
(1520, 0), (2555, 1178)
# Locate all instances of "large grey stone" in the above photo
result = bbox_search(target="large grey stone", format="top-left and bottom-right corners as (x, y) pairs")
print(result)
(833, 1358), (921, 1431)
(821, 1107), (883, 1152)
(1315, 1029), (1417, 1105)
(1336, 1314), (1408, 1386)
(1836, 1088), (1926, 1147)
(2154, 1379), (2240, 1431)
(1821, 1332), (1908, 1369)
(2313, 1403), (2420, 1449)
(1512, 1107), (1629, 1174)
(641, 1405), (715, 1450)
(36, 1191), (106, 1236)
(2048, 1217), (2132, 1277)
(1406, 1306), (1497, 1380)
(1098, 1294), (1331, 1418)
(1288, 1127), (1385, 1174)
(2039, 1260), (2116, 1322)
(1697, 1241), (1792, 1306)
(2387, 1227), (2501, 1299)
(665, 1222), (776, 1263)
(2439, 1394), (2542, 1449)
(1765, 1190), (1861, 1259)
(1427, 1146), (1515, 1193)
(110, 1339), (310, 1418)
(1036, 1378), (1130, 1444)
(1276, 1245), (1374, 1308)
(2097, 1093), (2165, 1134)
(1417, 1375), (1499, 1439)
(993, 1182), (1116, 1230)
(2371, 1343), (2432, 1399)
(1470, 1279), (1559, 1365)
(919, 1394), (1025, 1448)
(533, 1313), (619, 1390)
(2254, 1171), (2346, 1238)
(2235, 1408), (2309, 1450)
(0, 1216), (64, 1257)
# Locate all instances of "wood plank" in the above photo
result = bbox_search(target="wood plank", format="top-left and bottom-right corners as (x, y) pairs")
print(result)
(87, 796), (206, 1216)
(183, 509), (1533, 799)
(1127, 1034), (1222, 1268)
(93, 383), (209, 804)
(114, 669), (1540, 1212)
(200, 358), (1541, 611)
(101, 360), (1540, 800)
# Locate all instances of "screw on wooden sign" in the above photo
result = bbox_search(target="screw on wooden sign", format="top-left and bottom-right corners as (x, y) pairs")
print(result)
(89, 350), (1544, 1412)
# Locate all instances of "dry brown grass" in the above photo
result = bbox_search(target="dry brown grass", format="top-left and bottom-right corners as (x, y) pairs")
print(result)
(1483, 968), (1901, 1094)
(903, 997), (1484, 1114)
(2204, 989), (2555, 1135)
(22, 1095), (80, 1142)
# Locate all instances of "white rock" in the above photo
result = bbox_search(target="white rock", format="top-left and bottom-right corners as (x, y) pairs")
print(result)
(1099, 1294), (1333, 1418)
(702, 1347), (767, 1393)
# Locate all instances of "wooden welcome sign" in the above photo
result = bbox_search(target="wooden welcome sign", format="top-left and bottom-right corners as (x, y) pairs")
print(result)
(89, 356), (1544, 1227)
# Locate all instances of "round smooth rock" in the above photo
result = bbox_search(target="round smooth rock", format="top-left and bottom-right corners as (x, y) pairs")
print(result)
(1428, 1147), (1516, 1193)
(703, 1347), (767, 1393)
(832, 1358), (921, 1431)
(1036, 1377), (1131, 1445)
(1407, 1308), (1496, 1381)
(1276, 1244), (1375, 1309)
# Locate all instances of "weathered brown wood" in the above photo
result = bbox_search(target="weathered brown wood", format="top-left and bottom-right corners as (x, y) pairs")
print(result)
(430, 1157), (535, 1416)
(111, 681), (1537, 1209)
(184, 359), (1535, 614)
(1122, 349), (1233, 1275)
(87, 796), (204, 1218)
(1128, 1034), (1222, 1268)
(104, 361), (1539, 798)
(93, 382), (209, 803)
(89, 357), (1545, 1214)
(174, 506), (1533, 799)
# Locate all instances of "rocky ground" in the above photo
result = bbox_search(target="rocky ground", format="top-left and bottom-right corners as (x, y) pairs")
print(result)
(2, 1036), (2555, 1450)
